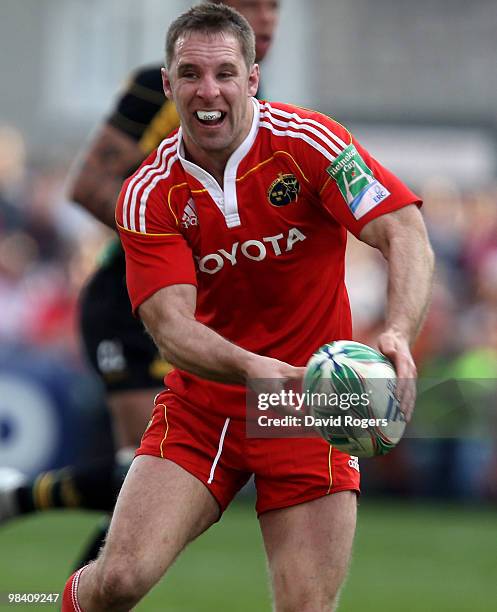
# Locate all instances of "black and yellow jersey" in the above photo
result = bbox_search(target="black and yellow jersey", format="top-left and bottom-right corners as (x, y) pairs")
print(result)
(108, 65), (179, 156)
(101, 65), (179, 267)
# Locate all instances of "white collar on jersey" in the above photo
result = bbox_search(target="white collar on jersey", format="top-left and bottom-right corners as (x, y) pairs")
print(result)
(177, 97), (260, 229)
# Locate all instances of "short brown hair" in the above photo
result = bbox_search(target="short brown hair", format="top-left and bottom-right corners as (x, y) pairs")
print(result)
(165, 2), (256, 70)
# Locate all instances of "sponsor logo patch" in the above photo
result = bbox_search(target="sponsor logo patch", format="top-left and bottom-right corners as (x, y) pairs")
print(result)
(196, 227), (306, 275)
(267, 174), (300, 206)
(326, 145), (390, 219)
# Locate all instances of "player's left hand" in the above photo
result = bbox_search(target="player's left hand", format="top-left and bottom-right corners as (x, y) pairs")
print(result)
(376, 328), (417, 422)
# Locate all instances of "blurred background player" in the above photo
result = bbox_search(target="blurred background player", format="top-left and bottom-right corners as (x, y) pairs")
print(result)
(0, 0), (280, 568)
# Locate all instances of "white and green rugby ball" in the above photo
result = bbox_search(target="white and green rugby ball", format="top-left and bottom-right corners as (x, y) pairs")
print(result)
(303, 340), (406, 457)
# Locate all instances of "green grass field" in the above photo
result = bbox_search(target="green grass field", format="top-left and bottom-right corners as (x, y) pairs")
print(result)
(0, 499), (495, 611)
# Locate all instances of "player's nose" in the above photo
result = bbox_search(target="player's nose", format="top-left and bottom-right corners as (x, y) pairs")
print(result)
(196, 74), (220, 100)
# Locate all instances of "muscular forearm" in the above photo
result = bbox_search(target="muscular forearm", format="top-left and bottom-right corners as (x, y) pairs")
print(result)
(146, 312), (257, 384)
(138, 285), (298, 384)
(360, 205), (435, 345)
(384, 227), (434, 344)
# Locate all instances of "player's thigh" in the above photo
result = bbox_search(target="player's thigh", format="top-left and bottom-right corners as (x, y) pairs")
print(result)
(99, 455), (220, 590)
(260, 491), (357, 610)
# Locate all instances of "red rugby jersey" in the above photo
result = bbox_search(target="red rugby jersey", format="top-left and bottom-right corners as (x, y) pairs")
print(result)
(116, 99), (420, 416)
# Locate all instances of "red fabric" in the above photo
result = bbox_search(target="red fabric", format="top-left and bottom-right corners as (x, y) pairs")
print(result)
(119, 230), (197, 310)
(62, 567), (87, 612)
(137, 390), (360, 515)
(117, 100), (421, 418)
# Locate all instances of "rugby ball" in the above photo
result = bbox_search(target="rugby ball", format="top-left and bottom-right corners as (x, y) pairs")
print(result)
(303, 340), (405, 457)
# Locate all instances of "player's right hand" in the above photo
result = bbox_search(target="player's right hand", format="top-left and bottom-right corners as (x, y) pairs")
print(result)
(245, 356), (305, 416)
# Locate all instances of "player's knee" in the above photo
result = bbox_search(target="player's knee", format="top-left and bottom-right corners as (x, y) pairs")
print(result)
(273, 577), (341, 612)
(96, 564), (149, 609)
(275, 592), (339, 612)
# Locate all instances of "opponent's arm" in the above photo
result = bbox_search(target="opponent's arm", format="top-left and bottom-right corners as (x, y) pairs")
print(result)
(67, 124), (145, 229)
(139, 283), (303, 383)
(359, 204), (434, 417)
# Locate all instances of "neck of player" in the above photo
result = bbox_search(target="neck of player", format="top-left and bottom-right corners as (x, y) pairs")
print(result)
(183, 101), (254, 189)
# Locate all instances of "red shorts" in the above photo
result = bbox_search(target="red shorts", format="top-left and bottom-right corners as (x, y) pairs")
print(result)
(137, 389), (360, 515)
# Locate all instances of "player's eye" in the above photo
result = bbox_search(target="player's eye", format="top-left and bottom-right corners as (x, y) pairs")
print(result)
(181, 71), (198, 80)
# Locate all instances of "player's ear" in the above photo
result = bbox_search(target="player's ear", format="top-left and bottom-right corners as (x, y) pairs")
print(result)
(248, 63), (260, 97)
(162, 67), (173, 100)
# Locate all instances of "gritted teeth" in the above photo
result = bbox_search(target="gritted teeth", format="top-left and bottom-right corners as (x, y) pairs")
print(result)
(196, 110), (223, 121)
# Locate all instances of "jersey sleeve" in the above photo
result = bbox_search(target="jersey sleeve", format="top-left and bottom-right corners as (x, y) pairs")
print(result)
(296, 112), (421, 237)
(116, 162), (197, 314)
(106, 65), (179, 153)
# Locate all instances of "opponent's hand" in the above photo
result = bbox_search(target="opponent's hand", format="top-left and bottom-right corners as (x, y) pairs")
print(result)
(377, 329), (417, 422)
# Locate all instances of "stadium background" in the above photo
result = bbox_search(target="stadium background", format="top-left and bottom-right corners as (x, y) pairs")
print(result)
(1, 0), (496, 609)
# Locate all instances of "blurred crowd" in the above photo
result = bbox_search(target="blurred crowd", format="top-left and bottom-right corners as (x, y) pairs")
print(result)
(2, 121), (497, 499)
(0, 124), (109, 359)
(347, 176), (497, 371)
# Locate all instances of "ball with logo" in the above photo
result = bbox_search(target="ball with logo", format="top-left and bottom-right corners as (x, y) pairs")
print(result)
(303, 340), (406, 457)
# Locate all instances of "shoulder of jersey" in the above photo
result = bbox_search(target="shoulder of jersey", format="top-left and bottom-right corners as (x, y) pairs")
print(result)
(126, 130), (183, 190)
(258, 100), (351, 162)
(118, 130), (185, 231)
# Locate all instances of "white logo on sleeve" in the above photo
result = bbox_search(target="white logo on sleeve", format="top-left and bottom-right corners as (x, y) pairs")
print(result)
(182, 198), (198, 229)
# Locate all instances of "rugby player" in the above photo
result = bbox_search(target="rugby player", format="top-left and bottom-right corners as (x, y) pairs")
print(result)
(62, 3), (433, 610)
